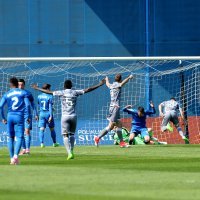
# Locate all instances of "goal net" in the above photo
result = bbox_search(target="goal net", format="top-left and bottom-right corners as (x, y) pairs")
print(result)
(0, 57), (199, 146)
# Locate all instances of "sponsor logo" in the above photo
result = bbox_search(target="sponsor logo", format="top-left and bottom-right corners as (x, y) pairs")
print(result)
(77, 129), (114, 144)
(7, 90), (22, 97)
(0, 131), (9, 143)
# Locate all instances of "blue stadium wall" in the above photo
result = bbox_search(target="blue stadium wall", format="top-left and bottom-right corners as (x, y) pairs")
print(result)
(1, 0), (200, 57)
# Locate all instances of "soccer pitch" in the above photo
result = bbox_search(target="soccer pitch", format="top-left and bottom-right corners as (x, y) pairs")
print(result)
(0, 145), (200, 200)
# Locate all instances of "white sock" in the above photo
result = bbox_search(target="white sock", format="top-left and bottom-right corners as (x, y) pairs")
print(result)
(177, 127), (184, 137)
(13, 154), (18, 159)
(63, 136), (71, 155)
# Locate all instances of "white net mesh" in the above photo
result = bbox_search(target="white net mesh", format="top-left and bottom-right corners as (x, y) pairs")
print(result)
(0, 59), (199, 146)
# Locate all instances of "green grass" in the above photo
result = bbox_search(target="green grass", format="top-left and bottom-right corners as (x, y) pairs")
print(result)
(1, 145), (200, 200)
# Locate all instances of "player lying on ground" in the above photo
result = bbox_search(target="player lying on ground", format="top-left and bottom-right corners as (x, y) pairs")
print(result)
(0, 77), (31, 165)
(159, 97), (189, 142)
(37, 84), (59, 148)
(112, 126), (130, 144)
(94, 74), (133, 148)
(113, 127), (167, 145)
(147, 128), (167, 145)
(123, 101), (156, 145)
(18, 79), (38, 155)
(32, 79), (105, 160)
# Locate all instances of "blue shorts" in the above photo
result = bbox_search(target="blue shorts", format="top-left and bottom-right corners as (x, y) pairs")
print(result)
(130, 127), (149, 139)
(24, 115), (32, 130)
(38, 112), (55, 129)
(7, 114), (24, 138)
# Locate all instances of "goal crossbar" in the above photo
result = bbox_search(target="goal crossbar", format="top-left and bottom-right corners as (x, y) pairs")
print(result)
(0, 56), (200, 62)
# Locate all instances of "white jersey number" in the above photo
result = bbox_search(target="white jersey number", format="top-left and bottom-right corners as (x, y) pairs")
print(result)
(66, 98), (73, 106)
(41, 100), (46, 110)
(11, 97), (19, 110)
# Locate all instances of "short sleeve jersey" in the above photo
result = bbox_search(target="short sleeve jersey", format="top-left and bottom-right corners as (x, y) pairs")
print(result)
(38, 93), (53, 112)
(162, 100), (180, 114)
(109, 82), (121, 107)
(3, 88), (28, 115)
(53, 89), (84, 116)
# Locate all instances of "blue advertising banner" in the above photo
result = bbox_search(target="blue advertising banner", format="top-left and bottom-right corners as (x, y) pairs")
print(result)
(0, 119), (114, 147)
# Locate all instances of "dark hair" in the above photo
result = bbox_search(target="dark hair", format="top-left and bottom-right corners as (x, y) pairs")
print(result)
(138, 106), (145, 114)
(115, 74), (122, 82)
(10, 77), (18, 87)
(170, 97), (176, 101)
(18, 79), (25, 85)
(64, 80), (72, 89)
(42, 83), (51, 90)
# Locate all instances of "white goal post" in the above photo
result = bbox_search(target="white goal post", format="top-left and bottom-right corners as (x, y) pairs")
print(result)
(0, 56), (200, 61)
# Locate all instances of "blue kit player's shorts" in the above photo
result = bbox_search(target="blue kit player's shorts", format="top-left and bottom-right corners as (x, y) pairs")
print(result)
(38, 112), (55, 128)
(7, 114), (24, 138)
(24, 115), (32, 130)
(131, 127), (149, 139)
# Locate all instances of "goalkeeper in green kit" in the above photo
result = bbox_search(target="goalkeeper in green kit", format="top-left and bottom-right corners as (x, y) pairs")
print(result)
(113, 126), (167, 145)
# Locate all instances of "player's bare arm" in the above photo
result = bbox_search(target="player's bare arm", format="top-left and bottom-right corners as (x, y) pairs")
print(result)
(125, 105), (132, 109)
(120, 74), (133, 87)
(31, 84), (54, 94)
(179, 108), (184, 120)
(179, 107), (187, 125)
(2, 119), (7, 124)
(159, 103), (164, 117)
(150, 101), (154, 108)
(105, 76), (110, 88)
(84, 78), (105, 93)
(0, 97), (7, 124)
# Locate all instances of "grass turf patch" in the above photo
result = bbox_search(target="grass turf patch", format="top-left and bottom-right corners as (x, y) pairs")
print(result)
(0, 145), (200, 200)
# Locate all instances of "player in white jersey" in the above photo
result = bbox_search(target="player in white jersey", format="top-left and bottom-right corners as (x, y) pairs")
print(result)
(32, 79), (105, 160)
(159, 97), (188, 142)
(94, 74), (133, 148)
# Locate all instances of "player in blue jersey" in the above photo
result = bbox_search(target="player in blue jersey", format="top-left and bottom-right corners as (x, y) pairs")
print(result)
(123, 101), (156, 145)
(0, 77), (31, 165)
(18, 79), (38, 155)
(37, 83), (59, 148)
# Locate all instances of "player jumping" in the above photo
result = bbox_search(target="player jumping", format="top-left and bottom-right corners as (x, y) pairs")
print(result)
(0, 77), (31, 165)
(123, 101), (156, 145)
(37, 84), (59, 148)
(159, 97), (188, 142)
(94, 74), (133, 148)
(32, 79), (105, 160)
(18, 79), (38, 155)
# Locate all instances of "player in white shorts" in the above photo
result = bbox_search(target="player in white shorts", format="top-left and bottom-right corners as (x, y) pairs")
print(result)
(159, 97), (188, 142)
(32, 79), (105, 160)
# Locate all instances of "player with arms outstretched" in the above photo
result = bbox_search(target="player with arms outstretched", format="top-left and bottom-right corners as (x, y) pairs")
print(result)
(0, 77), (31, 165)
(123, 102), (156, 145)
(159, 97), (188, 142)
(32, 79), (105, 160)
(37, 84), (59, 148)
(94, 74), (133, 148)
(18, 79), (38, 155)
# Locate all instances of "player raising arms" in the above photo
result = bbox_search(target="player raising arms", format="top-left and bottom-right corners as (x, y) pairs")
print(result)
(0, 77), (31, 165)
(94, 74), (133, 148)
(37, 84), (59, 148)
(123, 102), (156, 145)
(32, 79), (105, 160)
(18, 79), (38, 155)
(159, 97), (188, 142)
